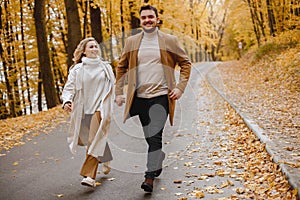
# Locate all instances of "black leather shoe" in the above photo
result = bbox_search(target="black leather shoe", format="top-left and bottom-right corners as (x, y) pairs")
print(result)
(141, 178), (153, 192)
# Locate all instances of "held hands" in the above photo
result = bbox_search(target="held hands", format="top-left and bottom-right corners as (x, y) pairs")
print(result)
(169, 88), (183, 100)
(115, 95), (125, 106)
(63, 102), (73, 112)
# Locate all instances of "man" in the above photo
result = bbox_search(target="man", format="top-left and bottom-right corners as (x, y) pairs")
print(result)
(115, 5), (191, 193)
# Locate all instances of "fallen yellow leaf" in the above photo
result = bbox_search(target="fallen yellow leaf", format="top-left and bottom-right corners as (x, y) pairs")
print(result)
(195, 191), (205, 198)
(173, 180), (183, 184)
(95, 182), (101, 186)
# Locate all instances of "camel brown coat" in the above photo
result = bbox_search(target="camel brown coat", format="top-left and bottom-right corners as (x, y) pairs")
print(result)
(115, 30), (191, 126)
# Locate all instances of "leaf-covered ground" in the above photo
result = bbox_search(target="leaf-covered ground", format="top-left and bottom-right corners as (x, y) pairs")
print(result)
(0, 106), (69, 155)
(163, 74), (298, 199)
(203, 37), (299, 199)
(211, 48), (300, 165)
(217, 63), (297, 145)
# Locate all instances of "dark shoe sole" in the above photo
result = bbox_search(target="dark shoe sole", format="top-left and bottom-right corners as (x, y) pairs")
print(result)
(141, 182), (153, 192)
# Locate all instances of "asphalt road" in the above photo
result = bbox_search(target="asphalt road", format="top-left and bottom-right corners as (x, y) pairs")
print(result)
(0, 62), (247, 200)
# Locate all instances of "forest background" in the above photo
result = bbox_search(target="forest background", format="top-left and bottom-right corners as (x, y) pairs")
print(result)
(0, 0), (299, 119)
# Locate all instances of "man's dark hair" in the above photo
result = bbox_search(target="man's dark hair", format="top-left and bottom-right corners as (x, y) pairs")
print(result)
(139, 5), (158, 17)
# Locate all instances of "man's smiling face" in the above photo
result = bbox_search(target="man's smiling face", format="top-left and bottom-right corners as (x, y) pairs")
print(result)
(140, 9), (160, 33)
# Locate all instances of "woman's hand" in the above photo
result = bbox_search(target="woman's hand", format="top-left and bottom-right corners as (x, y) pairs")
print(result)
(63, 102), (73, 112)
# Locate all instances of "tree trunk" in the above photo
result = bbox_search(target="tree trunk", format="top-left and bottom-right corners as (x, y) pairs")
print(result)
(3, 0), (16, 117)
(120, 0), (125, 48)
(90, 3), (105, 58)
(90, 3), (102, 44)
(129, 1), (140, 35)
(256, 0), (267, 41)
(7, 17), (22, 116)
(57, 12), (67, 58)
(49, 33), (64, 102)
(0, 5), (8, 119)
(216, 9), (227, 60)
(20, 0), (32, 114)
(34, 0), (60, 109)
(291, 0), (300, 16)
(0, 42), (9, 119)
(109, 1), (113, 62)
(247, 0), (261, 46)
(38, 71), (42, 111)
(258, 10), (267, 41)
(83, 0), (88, 39)
(12, 34), (23, 117)
(266, 0), (276, 36)
(64, 0), (82, 69)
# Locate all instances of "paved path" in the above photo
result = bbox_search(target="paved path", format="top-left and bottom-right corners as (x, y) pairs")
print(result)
(0, 62), (296, 200)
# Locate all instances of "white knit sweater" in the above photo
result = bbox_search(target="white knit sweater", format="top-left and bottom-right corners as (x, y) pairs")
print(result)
(82, 57), (108, 114)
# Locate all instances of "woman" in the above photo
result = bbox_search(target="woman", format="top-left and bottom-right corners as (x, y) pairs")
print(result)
(61, 37), (115, 187)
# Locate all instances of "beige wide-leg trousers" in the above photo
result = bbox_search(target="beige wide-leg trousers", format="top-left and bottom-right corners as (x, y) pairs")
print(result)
(80, 112), (101, 179)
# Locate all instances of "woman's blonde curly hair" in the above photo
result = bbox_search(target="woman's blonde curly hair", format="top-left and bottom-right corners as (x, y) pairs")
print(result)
(70, 37), (102, 69)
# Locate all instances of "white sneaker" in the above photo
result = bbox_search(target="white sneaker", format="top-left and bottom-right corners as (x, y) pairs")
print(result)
(102, 162), (111, 175)
(81, 177), (96, 187)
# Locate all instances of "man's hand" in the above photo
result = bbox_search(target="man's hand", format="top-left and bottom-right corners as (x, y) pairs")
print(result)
(115, 95), (125, 106)
(169, 88), (183, 100)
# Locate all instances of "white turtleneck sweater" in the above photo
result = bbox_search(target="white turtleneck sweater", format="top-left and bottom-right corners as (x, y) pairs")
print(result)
(82, 57), (108, 114)
(136, 28), (168, 98)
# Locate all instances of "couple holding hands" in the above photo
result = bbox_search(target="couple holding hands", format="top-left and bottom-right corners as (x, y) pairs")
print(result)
(61, 5), (191, 193)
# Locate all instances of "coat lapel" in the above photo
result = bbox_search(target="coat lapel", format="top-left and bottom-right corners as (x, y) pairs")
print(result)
(158, 31), (169, 70)
(131, 32), (143, 69)
(158, 31), (167, 51)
